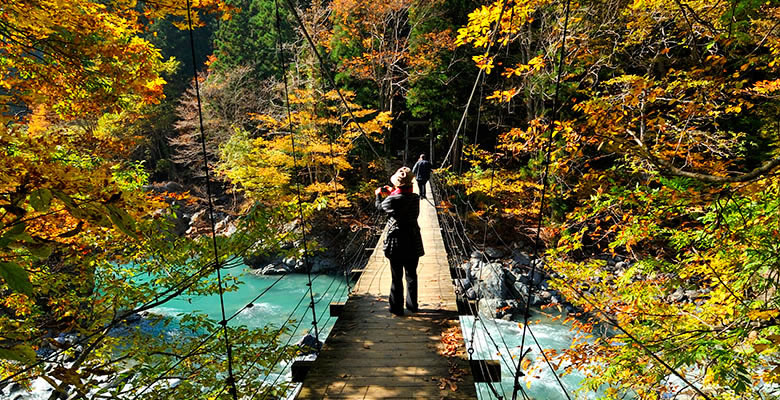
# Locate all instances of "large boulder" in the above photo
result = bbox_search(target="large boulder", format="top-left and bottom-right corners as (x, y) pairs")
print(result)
(297, 333), (323, 355)
(475, 262), (510, 299)
(310, 257), (338, 273)
(215, 216), (237, 236)
(142, 181), (186, 194)
(510, 281), (529, 302)
(466, 259), (484, 282)
(243, 252), (279, 270)
(530, 268), (546, 286)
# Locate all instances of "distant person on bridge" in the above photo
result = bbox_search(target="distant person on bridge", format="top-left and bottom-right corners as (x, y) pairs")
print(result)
(375, 167), (424, 316)
(411, 154), (432, 199)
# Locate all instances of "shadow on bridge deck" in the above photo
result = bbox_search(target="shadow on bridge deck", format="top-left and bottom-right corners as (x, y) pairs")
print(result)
(297, 294), (475, 399)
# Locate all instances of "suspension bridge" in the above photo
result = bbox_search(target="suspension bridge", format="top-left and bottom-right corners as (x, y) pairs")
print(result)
(296, 181), (476, 399)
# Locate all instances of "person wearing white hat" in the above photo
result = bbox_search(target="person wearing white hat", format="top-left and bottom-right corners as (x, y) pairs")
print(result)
(375, 167), (425, 315)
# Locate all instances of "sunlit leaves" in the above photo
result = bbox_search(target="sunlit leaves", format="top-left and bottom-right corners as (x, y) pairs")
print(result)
(220, 85), (389, 207)
(455, 0), (552, 48)
(455, 0), (780, 397)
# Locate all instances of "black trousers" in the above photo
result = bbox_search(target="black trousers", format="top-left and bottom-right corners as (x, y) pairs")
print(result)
(388, 256), (419, 314)
(416, 179), (428, 198)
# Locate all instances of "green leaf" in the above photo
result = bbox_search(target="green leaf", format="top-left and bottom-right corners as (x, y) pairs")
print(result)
(0, 344), (37, 363)
(29, 188), (53, 212)
(3, 222), (25, 238)
(0, 262), (33, 295)
(104, 204), (137, 238)
(26, 242), (53, 260)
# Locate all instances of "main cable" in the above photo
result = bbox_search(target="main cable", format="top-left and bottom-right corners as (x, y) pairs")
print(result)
(512, 0), (573, 397)
(184, 2), (238, 397)
(275, 0), (320, 343)
(281, 0), (383, 162)
(441, 0), (512, 168)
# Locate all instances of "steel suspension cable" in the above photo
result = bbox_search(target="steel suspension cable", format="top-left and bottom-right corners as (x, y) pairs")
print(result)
(556, 274), (714, 399)
(441, 0), (512, 168)
(281, 0), (383, 162)
(128, 273), (289, 399)
(185, 3), (239, 397)
(432, 176), (512, 398)
(513, 0), (573, 397)
(275, 0), (320, 344)
(213, 281), (315, 399)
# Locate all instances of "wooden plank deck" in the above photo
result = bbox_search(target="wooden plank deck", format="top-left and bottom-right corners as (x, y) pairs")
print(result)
(297, 181), (476, 399)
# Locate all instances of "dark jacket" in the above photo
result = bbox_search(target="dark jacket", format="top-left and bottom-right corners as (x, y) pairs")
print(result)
(376, 191), (424, 259)
(412, 159), (432, 182)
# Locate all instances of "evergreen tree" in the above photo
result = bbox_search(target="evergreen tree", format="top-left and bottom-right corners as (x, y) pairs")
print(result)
(212, 0), (294, 80)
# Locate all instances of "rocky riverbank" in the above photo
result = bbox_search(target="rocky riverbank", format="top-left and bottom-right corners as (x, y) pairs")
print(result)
(457, 247), (642, 321)
(243, 251), (341, 276)
(456, 247), (559, 320)
(143, 181), (367, 276)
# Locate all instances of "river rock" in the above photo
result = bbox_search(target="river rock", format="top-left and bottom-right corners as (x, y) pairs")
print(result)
(54, 332), (78, 347)
(684, 289), (700, 300)
(511, 270), (530, 285)
(530, 293), (547, 306)
(311, 257), (338, 273)
(171, 211), (191, 237)
(484, 247), (505, 259)
(261, 264), (292, 275)
(142, 181), (186, 194)
(215, 216), (237, 236)
(124, 312), (142, 324)
(531, 269), (546, 286)
(511, 249), (531, 266)
(6, 383), (23, 396)
(185, 209), (207, 236)
(475, 262), (509, 299)
(668, 288), (686, 302)
(510, 282), (529, 300)
(478, 298), (505, 319)
(467, 259), (484, 282)
(243, 253), (279, 270)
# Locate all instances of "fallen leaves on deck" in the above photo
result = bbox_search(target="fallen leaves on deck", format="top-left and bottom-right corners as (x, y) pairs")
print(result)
(440, 324), (465, 357)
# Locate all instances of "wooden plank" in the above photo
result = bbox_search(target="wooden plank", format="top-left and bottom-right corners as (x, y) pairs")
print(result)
(303, 365), (455, 377)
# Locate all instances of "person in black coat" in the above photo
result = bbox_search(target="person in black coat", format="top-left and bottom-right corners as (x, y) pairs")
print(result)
(375, 167), (425, 316)
(411, 154), (432, 199)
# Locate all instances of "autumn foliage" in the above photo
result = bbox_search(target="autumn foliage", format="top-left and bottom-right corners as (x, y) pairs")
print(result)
(455, 0), (780, 397)
(4, 0), (780, 398)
